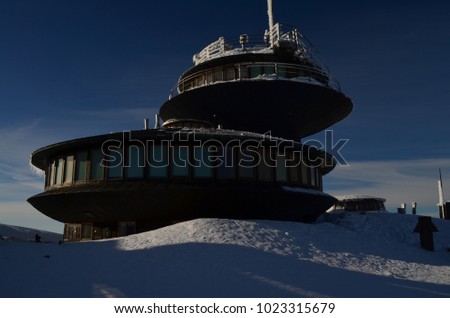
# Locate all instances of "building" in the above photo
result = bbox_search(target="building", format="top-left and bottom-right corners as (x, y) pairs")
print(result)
(28, 10), (353, 241)
(327, 195), (387, 213)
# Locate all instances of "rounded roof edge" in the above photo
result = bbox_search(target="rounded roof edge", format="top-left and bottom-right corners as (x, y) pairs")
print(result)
(30, 127), (336, 174)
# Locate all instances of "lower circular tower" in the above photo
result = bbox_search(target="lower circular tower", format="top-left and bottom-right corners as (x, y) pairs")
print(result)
(28, 9), (352, 241)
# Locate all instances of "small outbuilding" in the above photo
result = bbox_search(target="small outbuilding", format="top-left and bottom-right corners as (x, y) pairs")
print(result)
(327, 194), (387, 213)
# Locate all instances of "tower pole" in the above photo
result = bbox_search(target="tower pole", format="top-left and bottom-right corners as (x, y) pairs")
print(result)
(267, 0), (274, 32)
(438, 168), (446, 218)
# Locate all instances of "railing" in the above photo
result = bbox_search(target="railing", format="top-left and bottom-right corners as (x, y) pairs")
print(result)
(171, 23), (342, 100)
(192, 23), (328, 72)
(168, 61), (341, 99)
(193, 34), (271, 66)
(270, 23), (328, 73)
(193, 37), (226, 65)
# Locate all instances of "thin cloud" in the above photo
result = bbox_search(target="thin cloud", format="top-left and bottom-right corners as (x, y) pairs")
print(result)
(325, 159), (450, 215)
(69, 106), (158, 123)
(0, 201), (62, 233)
(0, 108), (158, 228)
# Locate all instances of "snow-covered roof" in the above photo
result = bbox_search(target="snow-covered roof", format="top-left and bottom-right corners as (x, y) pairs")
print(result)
(193, 38), (274, 65)
(334, 194), (386, 202)
(192, 23), (326, 72)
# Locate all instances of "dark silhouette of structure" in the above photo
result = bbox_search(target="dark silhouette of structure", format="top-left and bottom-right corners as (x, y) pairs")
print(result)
(437, 169), (450, 219)
(414, 216), (438, 251)
(28, 5), (353, 241)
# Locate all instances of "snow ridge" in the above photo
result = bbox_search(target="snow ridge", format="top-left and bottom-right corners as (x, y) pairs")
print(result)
(0, 223), (62, 242)
(1, 213), (449, 297)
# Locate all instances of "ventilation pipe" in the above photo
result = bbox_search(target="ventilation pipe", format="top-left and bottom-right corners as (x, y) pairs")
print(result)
(154, 114), (160, 129)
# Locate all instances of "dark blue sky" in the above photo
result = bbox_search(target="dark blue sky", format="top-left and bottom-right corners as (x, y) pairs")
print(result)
(1, 0), (450, 231)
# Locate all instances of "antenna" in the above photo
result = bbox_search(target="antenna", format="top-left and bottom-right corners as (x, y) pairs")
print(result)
(438, 168), (448, 219)
(438, 168), (445, 206)
(267, 0), (274, 32)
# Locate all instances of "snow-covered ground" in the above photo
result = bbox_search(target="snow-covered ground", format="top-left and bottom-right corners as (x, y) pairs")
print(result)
(0, 223), (62, 242)
(0, 213), (449, 297)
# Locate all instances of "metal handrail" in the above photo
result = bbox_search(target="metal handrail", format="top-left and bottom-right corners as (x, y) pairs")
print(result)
(192, 23), (328, 72)
(193, 34), (270, 66)
(271, 23), (330, 74)
(168, 61), (341, 99)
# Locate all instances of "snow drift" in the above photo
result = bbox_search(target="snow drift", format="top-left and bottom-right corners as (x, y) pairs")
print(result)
(0, 213), (449, 297)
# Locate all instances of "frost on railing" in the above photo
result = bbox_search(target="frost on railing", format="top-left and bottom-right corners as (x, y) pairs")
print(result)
(192, 35), (271, 66)
(192, 23), (328, 73)
(270, 23), (328, 75)
(174, 23), (341, 99)
(193, 37), (226, 65)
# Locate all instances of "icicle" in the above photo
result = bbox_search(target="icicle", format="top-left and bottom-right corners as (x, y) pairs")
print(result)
(29, 155), (45, 177)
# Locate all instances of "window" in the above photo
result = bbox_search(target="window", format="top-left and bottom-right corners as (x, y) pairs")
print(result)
(212, 67), (223, 82)
(206, 71), (213, 84)
(102, 227), (113, 239)
(275, 154), (288, 182)
(81, 224), (93, 240)
(317, 169), (322, 189)
(45, 166), (51, 187)
(75, 152), (88, 181)
(193, 147), (212, 178)
(127, 145), (145, 178)
(195, 74), (205, 88)
(224, 66), (236, 81)
(310, 167), (318, 188)
(238, 148), (255, 179)
(301, 162), (309, 185)
(286, 66), (299, 78)
(289, 165), (299, 183)
(49, 160), (56, 186)
(239, 66), (249, 79)
(148, 144), (168, 177)
(278, 65), (288, 78)
(90, 149), (104, 180)
(217, 147), (235, 179)
(107, 148), (123, 179)
(263, 64), (275, 75)
(55, 158), (64, 185)
(118, 222), (136, 237)
(172, 146), (189, 177)
(64, 224), (81, 242)
(64, 155), (74, 183)
(257, 148), (273, 181)
(93, 227), (103, 240)
(248, 65), (262, 78)
(288, 152), (300, 183)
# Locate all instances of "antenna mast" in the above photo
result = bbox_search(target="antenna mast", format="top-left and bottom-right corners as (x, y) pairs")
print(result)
(438, 168), (445, 206)
(438, 168), (448, 219)
(267, 0), (274, 32)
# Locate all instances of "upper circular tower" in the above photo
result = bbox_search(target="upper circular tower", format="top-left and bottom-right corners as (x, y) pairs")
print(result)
(160, 21), (353, 140)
